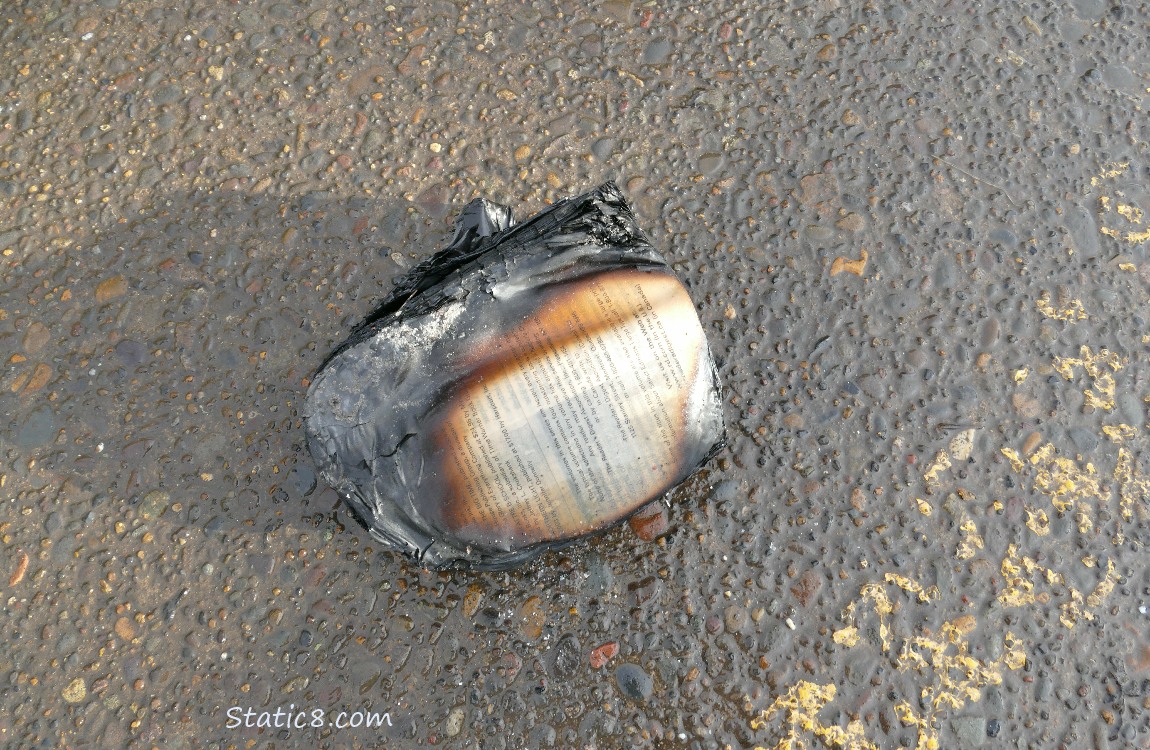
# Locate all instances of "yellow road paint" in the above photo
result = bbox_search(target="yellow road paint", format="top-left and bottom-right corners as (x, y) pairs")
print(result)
(1116, 203), (1142, 221)
(998, 544), (1118, 628)
(923, 451), (952, 488)
(1114, 447), (1150, 522)
(956, 517), (984, 560)
(1090, 162), (1129, 187)
(1024, 506), (1050, 536)
(1025, 442), (1106, 514)
(886, 573), (940, 603)
(1090, 164), (1149, 244)
(752, 682), (879, 750)
(1102, 424), (1138, 443)
(836, 573), (1018, 735)
(832, 626), (860, 647)
(1036, 292), (1087, 321)
(1052, 346), (1122, 411)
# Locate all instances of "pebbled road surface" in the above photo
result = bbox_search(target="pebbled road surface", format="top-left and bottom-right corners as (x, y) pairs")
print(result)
(1, 1), (1148, 748)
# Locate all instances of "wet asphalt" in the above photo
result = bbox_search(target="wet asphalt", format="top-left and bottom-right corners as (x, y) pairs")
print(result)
(2, 1), (1149, 749)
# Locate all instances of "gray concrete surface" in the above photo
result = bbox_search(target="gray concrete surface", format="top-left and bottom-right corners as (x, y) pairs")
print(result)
(1, 1), (1148, 748)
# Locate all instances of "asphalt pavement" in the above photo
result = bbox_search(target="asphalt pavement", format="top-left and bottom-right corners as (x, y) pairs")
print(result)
(1, 1), (1148, 748)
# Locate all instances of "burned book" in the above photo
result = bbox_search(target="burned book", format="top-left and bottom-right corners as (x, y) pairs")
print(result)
(304, 182), (725, 569)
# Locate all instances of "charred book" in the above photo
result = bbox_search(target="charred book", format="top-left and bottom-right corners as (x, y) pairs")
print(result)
(304, 183), (725, 569)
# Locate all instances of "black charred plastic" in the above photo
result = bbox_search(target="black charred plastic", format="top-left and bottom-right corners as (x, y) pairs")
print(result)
(304, 183), (725, 569)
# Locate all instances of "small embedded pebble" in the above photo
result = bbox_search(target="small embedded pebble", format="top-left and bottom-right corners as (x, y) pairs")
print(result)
(628, 502), (669, 541)
(114, 616), (135, 641)
(1068, 427), (1099, 453)
(724, 605), (749, 634)
(528, 724), (557, 747)
(22, 321), (51, 355)
(709, 480), (740, 504)
(248, 554), (275, 575)
(112, 338), (146, 365)
(642, 38), (671, 64)
(589, 642), (618, 669)
(151, 83), (182, 105)
(62, 678), (87, 703)
(550, 634), (582, 678)
(698, 153), (724, 175)
(444, 707), (465, 737)
(517, 596), (546, 641)
(590, 137), (615, 161)
(288, 465), (317, 495)
(95, 275), (127, 302)
(614, 663), (653, 701)
(1011, 393), (1042, 418)
(138, 490), (169, 520)
(835, 213), (865, 233)
(980, 318), (1000, 347)
(43, 512), (62, 534)
(16, 406), (57, 448)
(951, 716), (987, 747)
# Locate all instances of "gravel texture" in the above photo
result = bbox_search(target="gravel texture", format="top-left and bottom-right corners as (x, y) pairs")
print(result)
(1, 1), (1149, 749)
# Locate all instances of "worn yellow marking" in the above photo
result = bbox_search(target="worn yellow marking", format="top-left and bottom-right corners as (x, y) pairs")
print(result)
(1102, 424), (1138, 443)
(829, 248), (869, 277)
(1007, 435), (1147, 536)
(1090, 162), (1129, 187)
(834, 571), (1028, 750)
(849, 583), (895, 651)
(833, 626), (860, 647)
(886, 573), (940, 602)
(1085, 557), (1119, 609)
(825, 296), (1142, 748)
(1000, 447), (1025, 472)
(1027, 442), (1107, 513)
(999, 545), (1074, 626)
(1116, 203), (1139, 220)
(1024, 506), (1049, 536)
(998, 544), (1119, 628)
(839, 575), (939, 652)
(893, 618), (1024, 749)
(893, 703), (938, 750)
(1114, 447), (1150, 522)
(923, 451), (951, 488)
(1036, 291), (1087, 321)
(1051, 346), (1122, 411)
(897, 624), (1025, 709)
(1090, 164), (1149, 243)
(751, 682), (879, 750)
(956, 517), (984, 559)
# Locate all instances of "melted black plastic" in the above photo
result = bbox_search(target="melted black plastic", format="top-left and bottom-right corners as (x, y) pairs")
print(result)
(304, 183), (725, 569)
